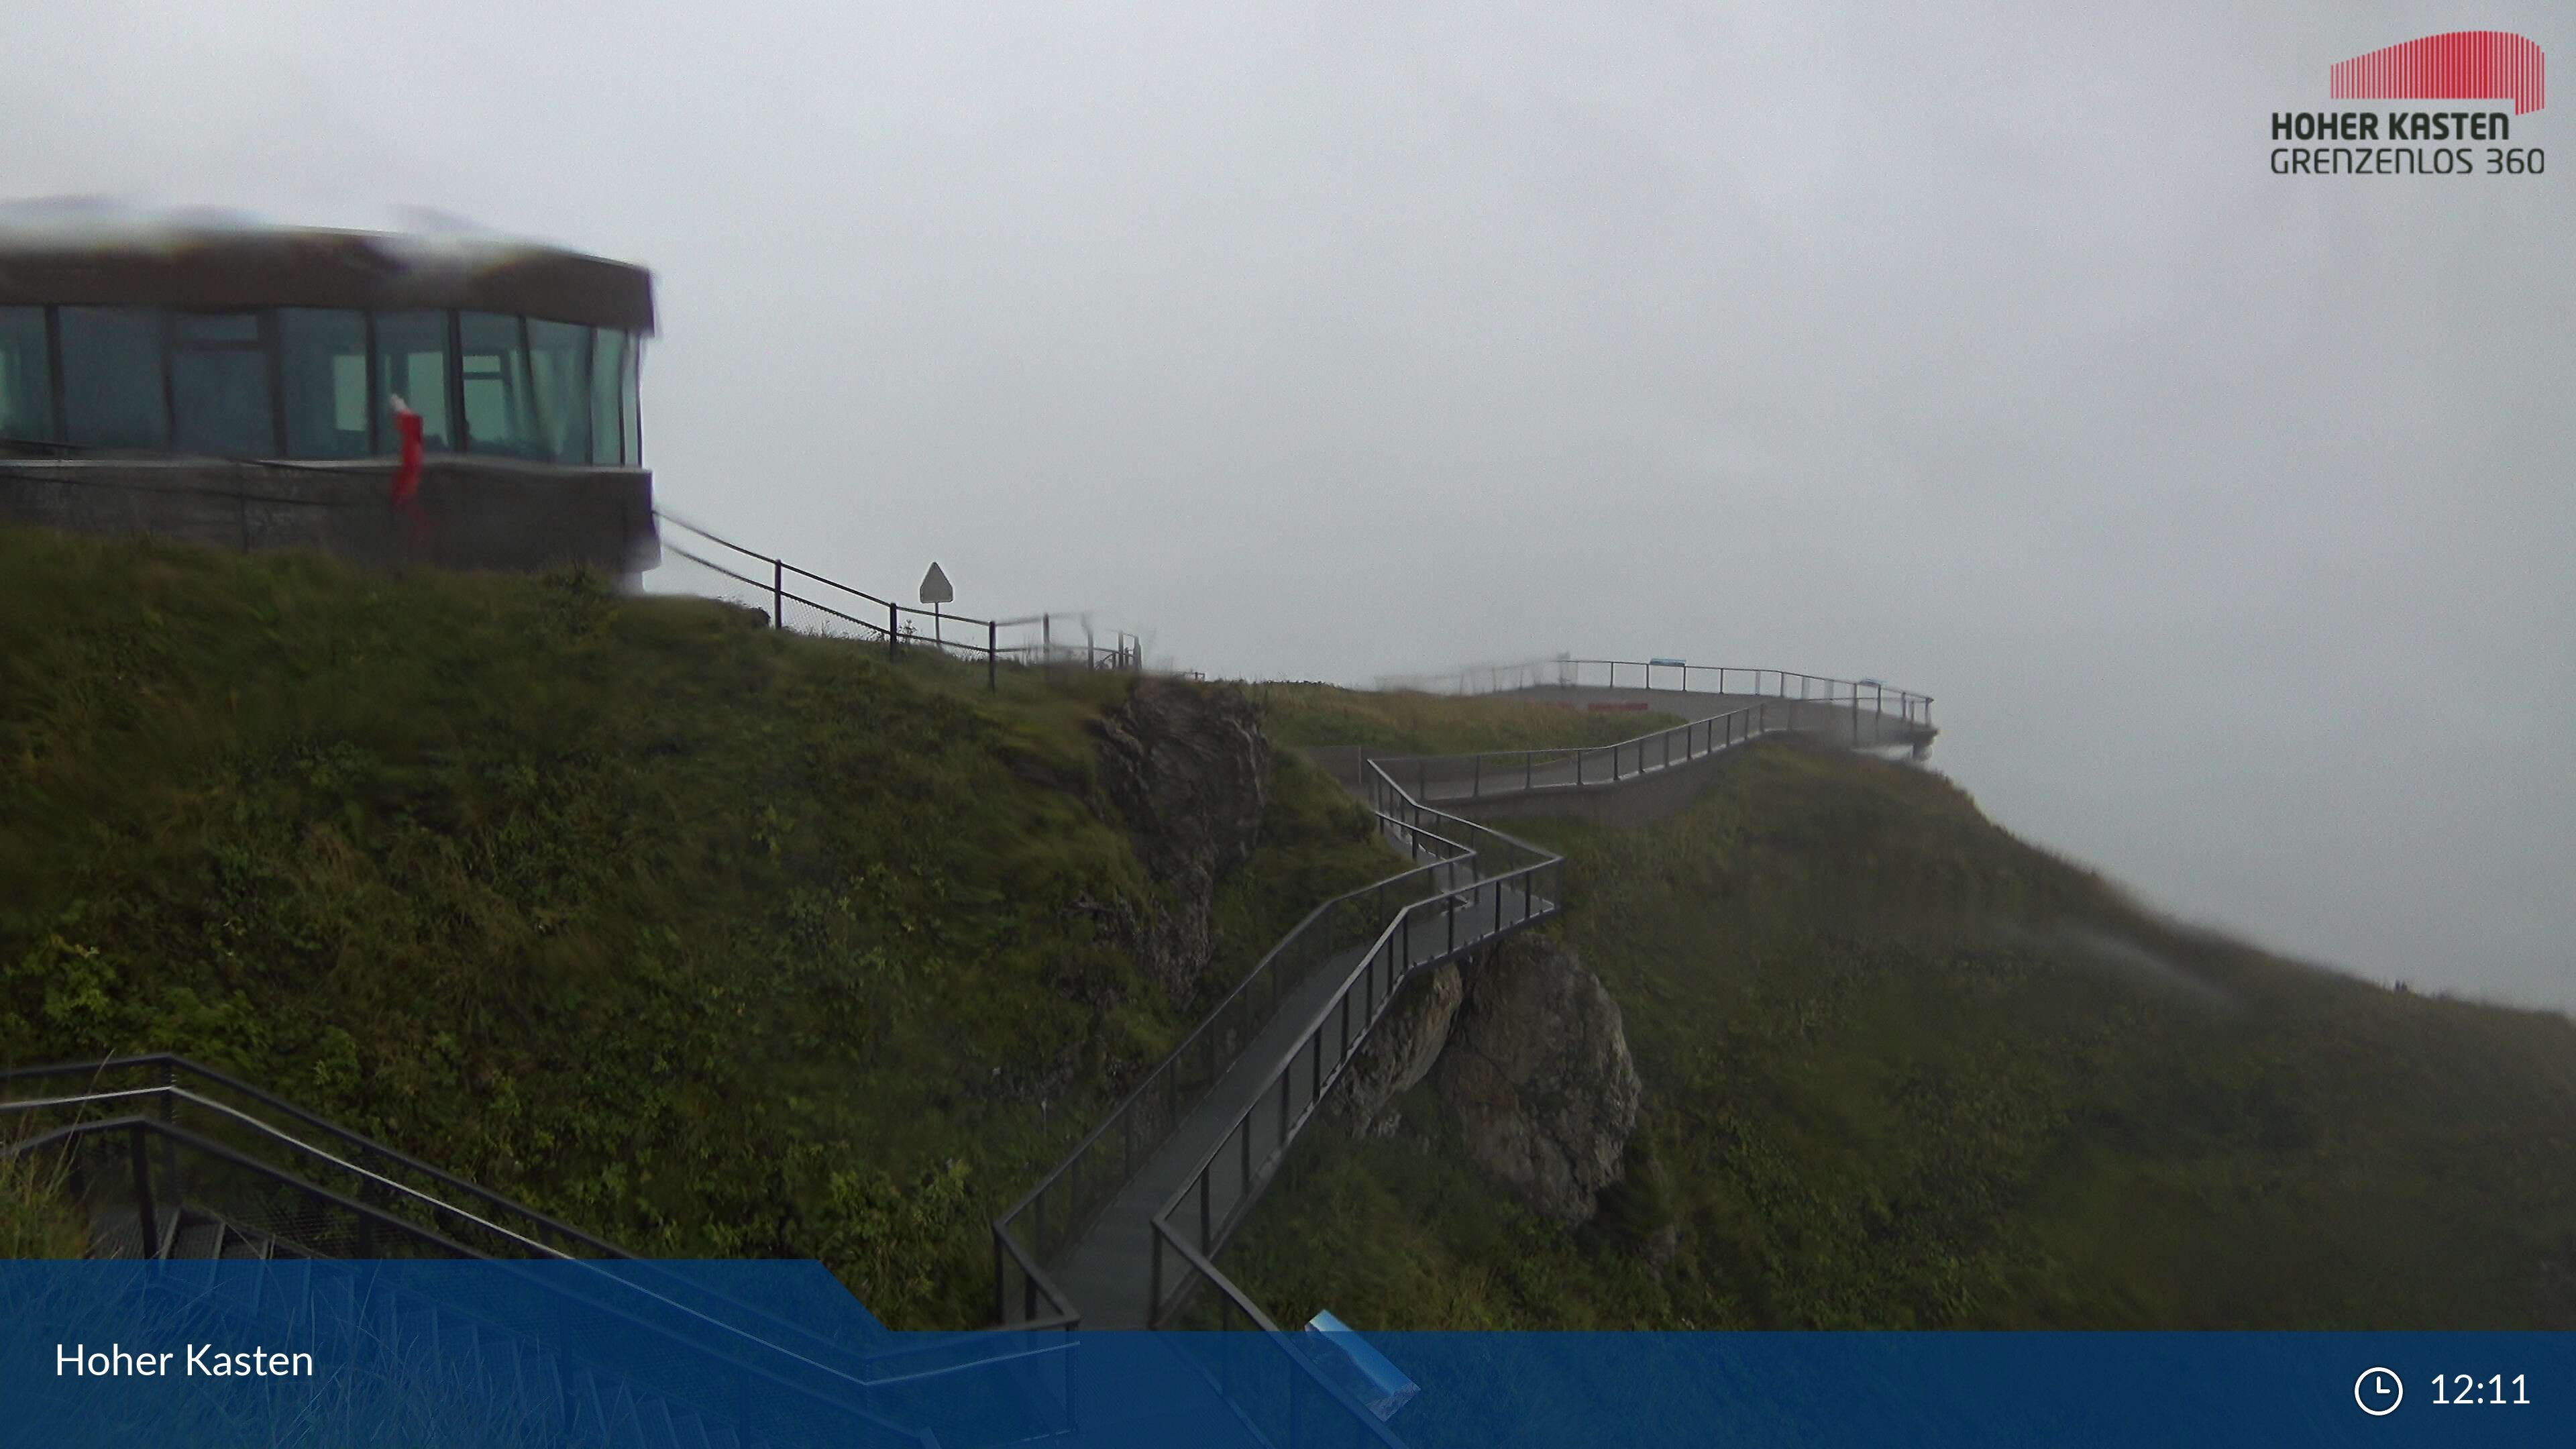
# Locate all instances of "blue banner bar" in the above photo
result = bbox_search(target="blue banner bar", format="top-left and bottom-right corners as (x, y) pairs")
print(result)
(0, 1263), (2564, 1448)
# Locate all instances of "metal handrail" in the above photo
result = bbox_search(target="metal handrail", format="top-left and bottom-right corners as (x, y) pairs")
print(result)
(0, 1069), (1065, 1413)
(988, 801), (1481, 1325)
(655, 511), (1143, 685)
(1371, 696), (1841, 804)
(5, 1114), (488, 1258)
(3, 1111), (943, 1447)
(1147, 762), (1562, 1326)
(1379, 657), (1935, 730)
(1148, 1227), (1411, 1449)
(0, 1055), (622, 1252)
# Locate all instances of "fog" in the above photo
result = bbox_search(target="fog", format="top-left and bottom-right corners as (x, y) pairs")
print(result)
(4, 3), (2567, 1007)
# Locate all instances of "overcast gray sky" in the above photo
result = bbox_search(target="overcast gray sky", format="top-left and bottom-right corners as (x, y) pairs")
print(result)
(5, 2), (2568, 1008)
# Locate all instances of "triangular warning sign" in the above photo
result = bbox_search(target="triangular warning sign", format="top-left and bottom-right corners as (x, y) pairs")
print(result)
(918, 562), (954, 605)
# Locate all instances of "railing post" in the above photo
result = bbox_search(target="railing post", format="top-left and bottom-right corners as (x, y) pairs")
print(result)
(129, 1125), (159, 1258)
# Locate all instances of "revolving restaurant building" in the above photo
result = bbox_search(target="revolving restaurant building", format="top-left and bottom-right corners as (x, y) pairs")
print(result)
(0, 221), (657, 576)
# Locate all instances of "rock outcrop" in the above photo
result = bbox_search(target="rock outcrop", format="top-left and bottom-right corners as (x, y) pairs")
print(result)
(1086, 678), (1272, 1000)
(1435, 934), (1642, 1225)
(1328, 959), (1462, 1138)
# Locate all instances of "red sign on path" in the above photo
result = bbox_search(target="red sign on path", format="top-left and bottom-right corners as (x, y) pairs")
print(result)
(2330, 31), (2546, 115)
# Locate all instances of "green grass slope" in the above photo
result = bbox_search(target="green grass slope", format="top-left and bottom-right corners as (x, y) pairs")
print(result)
(1252, 680), (1688, 755)
(0, 527), (1395, 1324)
(1224, 736), (2576, 1329)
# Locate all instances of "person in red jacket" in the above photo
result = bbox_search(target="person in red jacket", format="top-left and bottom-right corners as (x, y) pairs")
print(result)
(388, 394), (425, 508)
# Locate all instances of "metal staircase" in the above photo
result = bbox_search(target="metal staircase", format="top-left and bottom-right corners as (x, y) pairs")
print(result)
(0, 1056), (1073, 1449)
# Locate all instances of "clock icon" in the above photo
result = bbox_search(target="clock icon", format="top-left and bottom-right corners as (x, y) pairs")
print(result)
(2355, 1367), (2404, 1416)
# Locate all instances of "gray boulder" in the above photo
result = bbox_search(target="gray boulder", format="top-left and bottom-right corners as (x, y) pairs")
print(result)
(1329, 959), (1463, 1138)
(1436, 934), (1642, 1224)
(1087, 678), (1271, 1000)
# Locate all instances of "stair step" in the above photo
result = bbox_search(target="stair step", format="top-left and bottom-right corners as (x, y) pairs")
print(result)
(166, 1217), (223, 1260)
(667, 1408), (714, 1449)
(633, 1395), (683, 1449)
(520, 1348), (567, 1432)
(218, 1229), (271, 1259)
(83, 1205), (145, 1260)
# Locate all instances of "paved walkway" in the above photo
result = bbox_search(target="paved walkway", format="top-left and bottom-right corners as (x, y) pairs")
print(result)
(1039, 684), (1897, 1328)
(1377, 692), (1929, 805)
(1050, 875), (1546, 1328)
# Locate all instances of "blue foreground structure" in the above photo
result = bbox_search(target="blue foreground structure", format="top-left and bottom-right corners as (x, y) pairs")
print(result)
(0, 1262), (2567, 1448)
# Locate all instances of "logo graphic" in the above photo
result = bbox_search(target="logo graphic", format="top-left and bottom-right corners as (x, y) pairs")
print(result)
(2272, 32), (2547, 175)
(2330, 31), (2544, 115)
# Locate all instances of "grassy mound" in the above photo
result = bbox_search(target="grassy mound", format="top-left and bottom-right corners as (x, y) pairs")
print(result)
(0, 528), (1394, 1324)
(1224, 737), (2576, 1329)
(1251, 681), (1688, 755)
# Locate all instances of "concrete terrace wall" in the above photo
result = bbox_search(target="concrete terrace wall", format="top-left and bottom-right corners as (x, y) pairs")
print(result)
(0, 458), (657, 576)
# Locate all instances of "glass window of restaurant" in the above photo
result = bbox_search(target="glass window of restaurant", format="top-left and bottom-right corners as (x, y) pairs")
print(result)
(588, 327), (627, 466)
(525, 318), (592, 464)
(58, 306), (170, 449)
(621, 335), (641, 464)
(460, 311), (542, 459)
(278, 308), (372, 459)
(169, 311), (277, 457)
(0, 306), (54, 443)
(374, 310), (453, 451)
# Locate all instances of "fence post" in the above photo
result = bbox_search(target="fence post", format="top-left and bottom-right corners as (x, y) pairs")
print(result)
(771, 557), (783, 628)
(130, 1126), (160, 1258)
(888, 602), (899, 661)
(987, 620), (998, 691)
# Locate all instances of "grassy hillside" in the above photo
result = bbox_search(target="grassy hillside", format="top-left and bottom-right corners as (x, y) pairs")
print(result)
(1224, 735), (2576, 1330)
(1252, 680), (1688, 755)
(0, 527), (1397, 1324)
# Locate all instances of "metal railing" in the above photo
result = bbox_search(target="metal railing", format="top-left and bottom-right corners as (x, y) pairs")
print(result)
(989, 802), (1487, 1328)
(655, 511), (1141, 687)
(1153, 1238), (1412, 1449)
(1371, 696), (1858, 804)
(1146, 762), (1561, 1330)
(1106, 763), (1562, 1447)
(0, 1055), (622, 1258)
(1378, 657), (1935, 733)
(0, 1057), (1067, 1448)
